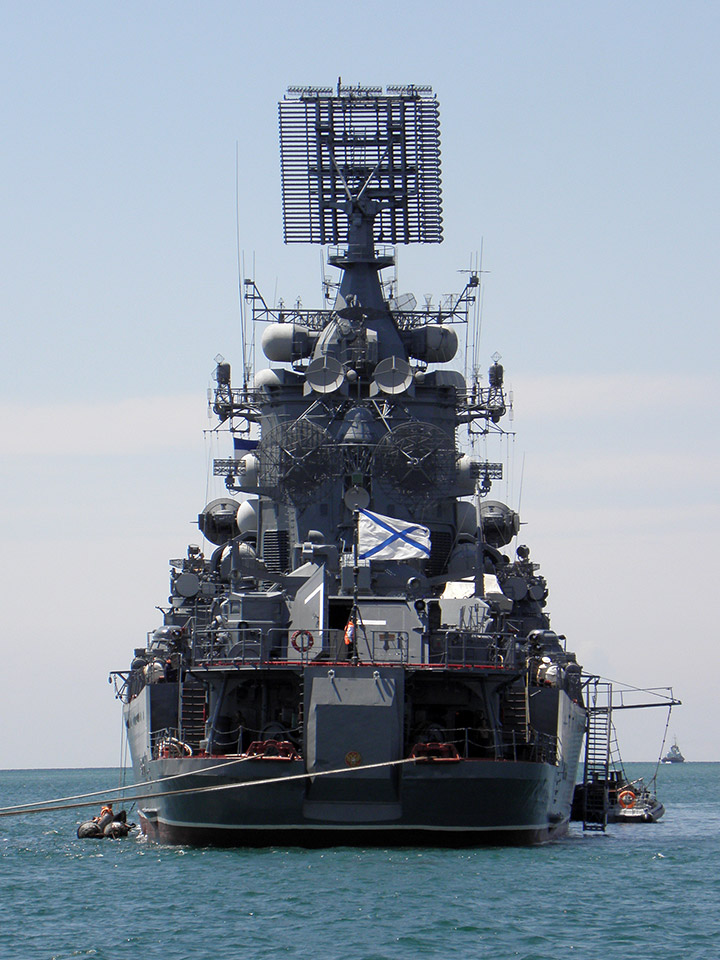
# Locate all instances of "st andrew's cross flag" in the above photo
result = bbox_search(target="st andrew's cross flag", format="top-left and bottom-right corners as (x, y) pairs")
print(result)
(357, 509), (431, 561)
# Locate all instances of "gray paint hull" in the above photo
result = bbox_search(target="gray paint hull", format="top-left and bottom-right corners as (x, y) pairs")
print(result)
(132, 753), (575, 847)
(124, 669), (586, 847)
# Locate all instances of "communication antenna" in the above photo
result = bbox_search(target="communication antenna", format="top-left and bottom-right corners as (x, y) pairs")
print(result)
(235, 142), (249, 390)
(278, 85), (443, 247)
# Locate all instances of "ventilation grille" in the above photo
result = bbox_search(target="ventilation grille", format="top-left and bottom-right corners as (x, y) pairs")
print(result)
(427, 531), (453, 577)
(262, 530), (291, 574)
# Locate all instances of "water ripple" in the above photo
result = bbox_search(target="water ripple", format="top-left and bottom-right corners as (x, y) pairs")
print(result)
(1, 765), (718, 960)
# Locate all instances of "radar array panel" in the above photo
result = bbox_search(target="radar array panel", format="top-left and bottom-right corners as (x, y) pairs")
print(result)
(279, 85), (442, 245)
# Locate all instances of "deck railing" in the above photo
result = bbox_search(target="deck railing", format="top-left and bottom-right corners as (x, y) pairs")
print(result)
(188, 621), (513, 670)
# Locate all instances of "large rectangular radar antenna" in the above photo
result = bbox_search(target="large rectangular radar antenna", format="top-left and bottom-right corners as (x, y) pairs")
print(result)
(279, 84), (442, 245)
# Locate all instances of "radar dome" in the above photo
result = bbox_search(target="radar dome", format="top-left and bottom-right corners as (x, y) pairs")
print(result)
(261, 323), (314, 363)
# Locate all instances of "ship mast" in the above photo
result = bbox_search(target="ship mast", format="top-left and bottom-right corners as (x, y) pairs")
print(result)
(211, 86), (509, 600)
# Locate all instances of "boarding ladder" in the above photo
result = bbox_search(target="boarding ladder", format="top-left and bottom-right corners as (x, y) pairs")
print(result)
(501, 676), (529, 757)
(582, 680), (612, 831)
(297, 673), (305, 742)
(180, 680), (207, 752)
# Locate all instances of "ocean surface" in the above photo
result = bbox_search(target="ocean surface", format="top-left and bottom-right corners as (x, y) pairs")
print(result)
(1, 763), (718, 960)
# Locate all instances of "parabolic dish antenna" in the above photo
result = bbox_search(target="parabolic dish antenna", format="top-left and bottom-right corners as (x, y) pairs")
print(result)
(371, 356), (413, 395)
(389, 293), (417, 312)
(344, 485), (371, 510)
(305, 355), (345, 393)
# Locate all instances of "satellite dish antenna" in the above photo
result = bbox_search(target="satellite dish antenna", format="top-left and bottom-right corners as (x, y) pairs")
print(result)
(304, 355), (345, 393)
(388, 293), (417, 313)
(371, 356), (413, 395)
(344, 485), (370, 510)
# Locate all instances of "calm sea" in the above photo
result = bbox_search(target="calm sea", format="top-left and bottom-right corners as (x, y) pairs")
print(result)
(1, 763), (718, 960)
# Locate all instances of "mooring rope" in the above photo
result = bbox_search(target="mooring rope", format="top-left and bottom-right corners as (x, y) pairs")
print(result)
(0, 755), (255, 816)
(0, 756), (420, 819)
(650, 702), (674, 787)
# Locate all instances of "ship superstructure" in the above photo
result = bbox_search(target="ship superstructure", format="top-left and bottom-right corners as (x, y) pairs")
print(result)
(112, 84), (587, 845)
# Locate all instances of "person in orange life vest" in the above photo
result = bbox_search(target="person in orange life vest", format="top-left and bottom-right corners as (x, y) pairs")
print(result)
(92, 802), (114, 830)
(94, 802), (126, 826)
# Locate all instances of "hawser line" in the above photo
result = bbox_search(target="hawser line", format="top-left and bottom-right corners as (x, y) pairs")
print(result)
(0, 755), (421, 818)
(0, 755), (256, 815)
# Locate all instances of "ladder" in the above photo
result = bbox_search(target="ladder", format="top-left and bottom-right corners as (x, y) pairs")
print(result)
(180, 681), (207, 751)
(582, 680), (612, 831)
(501, 677), (529, 759)
(297, 673), (305, 744)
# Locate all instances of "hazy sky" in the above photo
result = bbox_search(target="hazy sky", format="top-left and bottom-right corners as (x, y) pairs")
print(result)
(1, 0), (718, 768)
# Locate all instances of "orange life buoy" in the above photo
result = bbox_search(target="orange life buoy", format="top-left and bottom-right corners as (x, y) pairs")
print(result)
(158, 737), (192, 759)
(618, 789), (636, 809)
(291, 630), (314, 653)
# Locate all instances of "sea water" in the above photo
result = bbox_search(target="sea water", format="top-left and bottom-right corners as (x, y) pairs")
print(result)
(1, 763), (718, 960)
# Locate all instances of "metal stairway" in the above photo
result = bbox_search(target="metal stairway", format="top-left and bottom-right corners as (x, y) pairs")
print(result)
(501, 679), (529, 758)
(582, 680), (612, 831)
(180, 681), (207, 751)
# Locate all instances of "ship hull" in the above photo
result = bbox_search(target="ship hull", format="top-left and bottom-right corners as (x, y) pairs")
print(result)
(123, 666), (585, 847)
(135, 758), (570, 847)
(140, 821), (563, 847)
(135, 763), (567, 847)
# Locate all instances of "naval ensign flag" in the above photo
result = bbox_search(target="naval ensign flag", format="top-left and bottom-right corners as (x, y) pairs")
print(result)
(357, 509), (431, 561)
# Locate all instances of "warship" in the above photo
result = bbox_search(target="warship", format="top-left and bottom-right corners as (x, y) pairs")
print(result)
(662, 739), (685, 763)
(111, 84), (589, 845)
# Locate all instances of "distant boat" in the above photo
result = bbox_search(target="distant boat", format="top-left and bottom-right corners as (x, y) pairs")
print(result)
(662, 739), (685, 763)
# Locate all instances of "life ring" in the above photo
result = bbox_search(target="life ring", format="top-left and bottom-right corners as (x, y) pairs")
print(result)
(159, 737), (193, 759)
(618, 789), (636, 809)
(291, 630), (314, 653)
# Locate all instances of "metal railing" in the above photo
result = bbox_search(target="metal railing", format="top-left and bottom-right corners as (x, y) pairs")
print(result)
(192, 625), (413, 666)
(408, 725), (558, 764)
(150, 727), (188, 760)
(148, 722), (557, 766)
(132, 619), (520, 673)
(427, 632), (515, 670)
